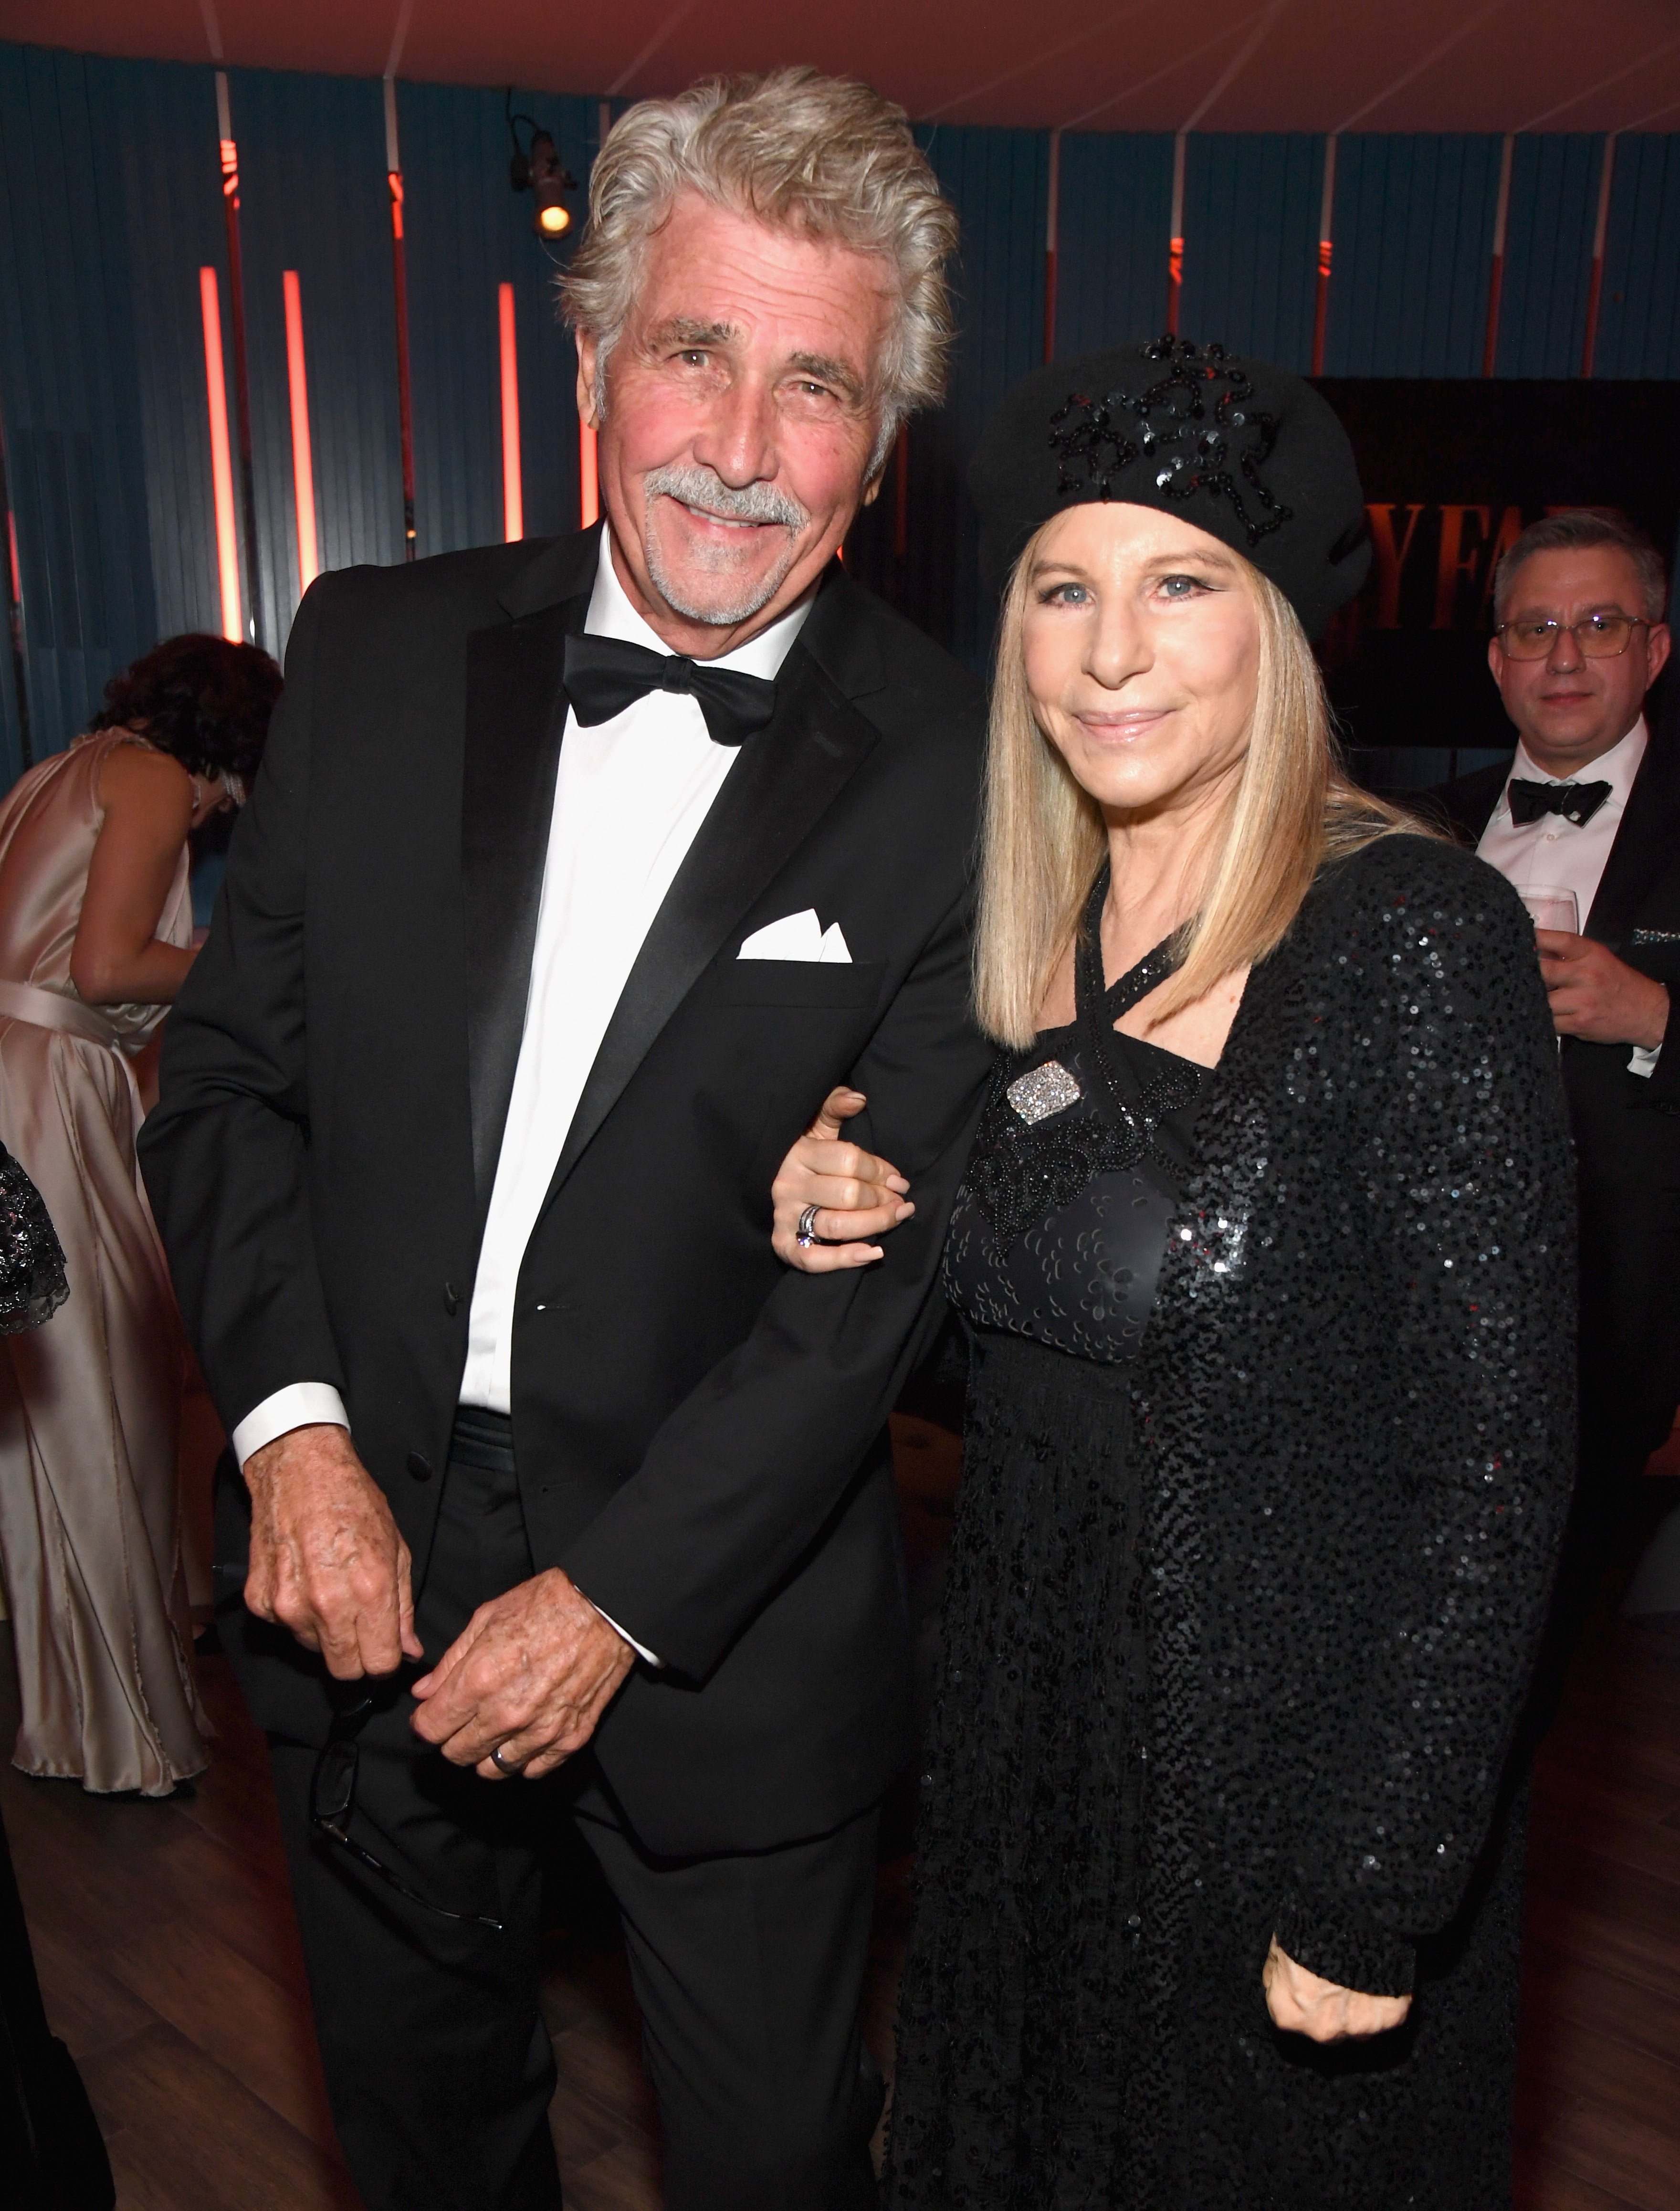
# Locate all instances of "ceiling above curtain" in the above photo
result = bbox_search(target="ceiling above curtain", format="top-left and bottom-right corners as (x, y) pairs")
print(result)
(3, 0), (1679, 136)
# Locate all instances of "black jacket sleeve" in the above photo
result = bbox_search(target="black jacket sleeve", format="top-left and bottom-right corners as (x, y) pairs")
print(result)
(138, 578), (346, 1432)
(1631, 967), (1680, 1113)
(558, 879), (991, 1679)
(1272, 858), (1577, 1996)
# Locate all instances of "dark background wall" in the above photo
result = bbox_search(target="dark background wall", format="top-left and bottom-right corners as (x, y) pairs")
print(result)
(4, 40), (1680, 790)
(0, 44), (609, 782)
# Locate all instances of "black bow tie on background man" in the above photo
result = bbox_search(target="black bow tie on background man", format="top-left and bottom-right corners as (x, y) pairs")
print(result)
(1506, 777), (1614, 828)
(563, 632), (779, 747)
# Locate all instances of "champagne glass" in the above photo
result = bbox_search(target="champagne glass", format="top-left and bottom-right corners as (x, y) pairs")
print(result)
(1517, 886), (1579, 936)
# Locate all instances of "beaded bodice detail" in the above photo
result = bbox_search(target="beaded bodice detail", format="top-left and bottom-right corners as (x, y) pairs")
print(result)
(945, 876), (1203, 1365)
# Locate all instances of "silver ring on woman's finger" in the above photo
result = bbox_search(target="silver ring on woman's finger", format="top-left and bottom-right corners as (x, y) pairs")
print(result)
(796, 1203), (821, 1248)
(489, 1742), (522, 1778)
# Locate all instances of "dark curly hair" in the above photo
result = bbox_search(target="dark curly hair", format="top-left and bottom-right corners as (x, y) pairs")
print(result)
(90, 633), (283, 791)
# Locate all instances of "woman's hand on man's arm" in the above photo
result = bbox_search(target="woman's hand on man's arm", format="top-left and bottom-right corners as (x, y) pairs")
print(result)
(770, 1085), (916, 1273)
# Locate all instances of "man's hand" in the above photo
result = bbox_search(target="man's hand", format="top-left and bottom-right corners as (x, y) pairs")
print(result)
(242, 1424), (422, 1678)
(1262, 1937), (1412, 2043)
(1536, 929), (1670, 1048)
(409, 1569), (635, 1781)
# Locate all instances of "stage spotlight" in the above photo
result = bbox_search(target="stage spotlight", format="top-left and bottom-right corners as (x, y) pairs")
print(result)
(527, 134), (574, 239)
(507, 97), (576, 243)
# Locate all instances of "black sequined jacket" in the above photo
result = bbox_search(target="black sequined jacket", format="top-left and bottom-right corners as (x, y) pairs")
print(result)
(1127, 832), (1575, 2197)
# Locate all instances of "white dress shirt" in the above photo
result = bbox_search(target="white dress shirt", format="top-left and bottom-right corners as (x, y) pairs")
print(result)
(230, 530), (812, 1472)
(1474, 716), (1661, 1077)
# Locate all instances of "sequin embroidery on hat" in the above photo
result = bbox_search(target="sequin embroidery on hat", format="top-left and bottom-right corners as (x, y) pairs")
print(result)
(1046, 336), (1294, 547)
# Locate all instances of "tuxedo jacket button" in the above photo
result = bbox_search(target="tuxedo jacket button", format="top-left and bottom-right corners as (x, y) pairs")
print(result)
(443, 1281), (462, 1316)
(406, 1452), (433, 1483)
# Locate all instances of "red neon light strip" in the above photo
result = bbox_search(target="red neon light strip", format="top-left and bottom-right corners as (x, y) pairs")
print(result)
(282, 271), (319, 591)
(498, 283), (523, 542)
(1311, 133), (1338, 378)
(1043, 128), (1061, 365)
(1166, 132), (1186, 339)
(1581, 133), (1618, 378)
(389, 172), (417, 557)
(579, 422), (599, 530)
(1483, 255), (1506, 378)
(1311, 241), (1333, 376)
(199, 267), (243, 644)
(1484, 134), (1515, 378)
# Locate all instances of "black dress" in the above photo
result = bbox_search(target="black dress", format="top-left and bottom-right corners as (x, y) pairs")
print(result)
(888, 884), (1202, 2208)
(0, 1139), (67, 1334)
(887, 836), (1578, 2211)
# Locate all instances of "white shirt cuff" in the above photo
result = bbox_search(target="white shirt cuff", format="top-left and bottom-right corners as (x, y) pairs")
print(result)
(231, 1382), (351, 1469)
(585, 1600), (662, 1669)
(1629, 1042), (1662, 1078)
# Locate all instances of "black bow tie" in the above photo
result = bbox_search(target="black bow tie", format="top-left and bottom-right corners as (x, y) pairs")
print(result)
(563, 631), (777, 748)
(1507, 777), (1613, 828)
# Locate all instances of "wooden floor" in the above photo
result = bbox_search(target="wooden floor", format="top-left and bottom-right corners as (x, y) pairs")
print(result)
(3, 1421), (1678, 2210)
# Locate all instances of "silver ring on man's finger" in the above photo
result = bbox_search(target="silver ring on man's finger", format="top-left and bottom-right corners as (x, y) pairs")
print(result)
(796, 1203), (822, 1248)
(489, 1742), (522, 1778)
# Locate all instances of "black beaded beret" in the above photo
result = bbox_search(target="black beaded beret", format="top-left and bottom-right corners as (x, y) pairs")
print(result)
(967, 336), (1372, 637)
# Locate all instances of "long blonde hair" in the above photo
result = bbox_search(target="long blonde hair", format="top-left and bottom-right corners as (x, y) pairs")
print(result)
(973, 519), (1428, 1048)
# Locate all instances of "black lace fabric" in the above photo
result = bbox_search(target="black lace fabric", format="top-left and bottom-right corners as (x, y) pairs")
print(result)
(892, 937), (1200, 2206)
(889, 1339), (1148, 2210)
(889, 836), (1577, 2210)
(0, 1141), (67, 1334)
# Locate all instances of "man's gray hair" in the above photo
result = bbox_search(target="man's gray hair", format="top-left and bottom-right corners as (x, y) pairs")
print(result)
(561, 69), (957, 467)
(1494, 507), (1670, 622)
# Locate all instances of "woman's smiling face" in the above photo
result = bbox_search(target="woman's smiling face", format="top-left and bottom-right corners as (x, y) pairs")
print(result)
(1020, 501), (1263, 821)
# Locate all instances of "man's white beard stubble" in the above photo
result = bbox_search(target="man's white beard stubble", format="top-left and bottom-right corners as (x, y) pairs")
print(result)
(641, 463), (812, 628)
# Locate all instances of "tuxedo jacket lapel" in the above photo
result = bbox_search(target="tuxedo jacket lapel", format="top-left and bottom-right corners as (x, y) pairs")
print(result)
(461, 529), (599, 1208)
(546, 580), (884, 1199)
(1430, 759), (1509, 848)
(1586, 733), (1680, 944)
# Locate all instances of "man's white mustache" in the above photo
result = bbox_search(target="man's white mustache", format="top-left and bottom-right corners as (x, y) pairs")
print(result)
(645, 465), (808, 532)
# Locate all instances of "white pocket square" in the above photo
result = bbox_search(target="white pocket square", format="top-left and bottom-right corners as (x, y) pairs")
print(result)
(737, 909), (852, 964)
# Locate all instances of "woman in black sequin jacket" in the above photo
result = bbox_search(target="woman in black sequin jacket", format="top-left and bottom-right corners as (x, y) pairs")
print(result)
(771, 481), (1575, 2202)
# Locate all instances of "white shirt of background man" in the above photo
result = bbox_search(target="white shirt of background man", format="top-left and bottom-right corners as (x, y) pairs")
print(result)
(1475, 715), (1659, 1077)
(229, 528), (813, 1471)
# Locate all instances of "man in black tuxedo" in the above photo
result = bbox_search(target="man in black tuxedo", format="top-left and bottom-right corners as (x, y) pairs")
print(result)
(140, 70), (991, 2211)
(1429, 508), (1679, 1576)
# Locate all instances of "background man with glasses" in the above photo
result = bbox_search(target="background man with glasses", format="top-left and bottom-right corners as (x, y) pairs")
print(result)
(1431, 507), (1680, 1627)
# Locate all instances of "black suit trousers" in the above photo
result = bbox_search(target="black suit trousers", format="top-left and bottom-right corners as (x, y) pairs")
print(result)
(252, 1422), (883, 2211)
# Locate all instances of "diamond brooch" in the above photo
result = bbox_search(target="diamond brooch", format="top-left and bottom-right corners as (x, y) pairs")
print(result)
(1006, 1061), (1083, 1126)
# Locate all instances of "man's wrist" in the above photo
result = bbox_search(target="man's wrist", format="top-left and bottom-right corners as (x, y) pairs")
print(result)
(243, 1421), (360, 1482)
(580, 1591), (662, 1669)
(1637, 979), (1671, 1053)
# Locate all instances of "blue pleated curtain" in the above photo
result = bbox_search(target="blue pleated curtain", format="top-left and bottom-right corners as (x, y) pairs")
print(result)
(3, 35), (1680, 779)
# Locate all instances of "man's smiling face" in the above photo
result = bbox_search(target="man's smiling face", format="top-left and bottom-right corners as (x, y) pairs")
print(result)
(576, 191), (896, 659)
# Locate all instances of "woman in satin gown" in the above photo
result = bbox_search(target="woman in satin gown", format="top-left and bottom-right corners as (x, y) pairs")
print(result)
(770, 345), (1574, 2206)
(0, 633), (279, 1795)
